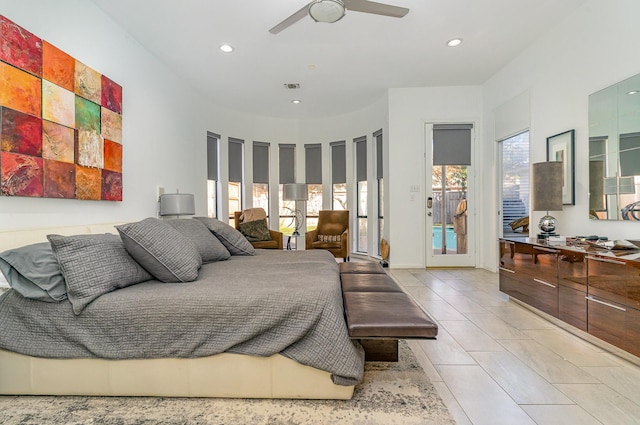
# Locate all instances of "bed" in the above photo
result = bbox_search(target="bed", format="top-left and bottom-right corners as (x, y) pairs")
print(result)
(0, 219), (363, 399)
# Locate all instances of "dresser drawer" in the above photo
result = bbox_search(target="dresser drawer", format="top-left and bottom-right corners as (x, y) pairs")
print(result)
(588, 256), (640, 309)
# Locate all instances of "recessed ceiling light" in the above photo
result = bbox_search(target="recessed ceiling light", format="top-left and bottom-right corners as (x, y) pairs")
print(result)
(446, 38), (463, 47)
(219, 44), (234, 53)
(628, 90), (639, 95)
(291, 100), (301, 104)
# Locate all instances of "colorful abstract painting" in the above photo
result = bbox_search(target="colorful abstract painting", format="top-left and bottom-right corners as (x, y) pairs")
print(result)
(0, 15), (123, 201)
(0, 16), (42, 77)
(43, 41), (74, 91)
(1, 106), (42, 156)
(42, 79), (75, 128)
(0, 151), (43, 197)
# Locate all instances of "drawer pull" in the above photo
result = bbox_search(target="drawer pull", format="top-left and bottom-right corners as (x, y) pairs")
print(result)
(536, 247), (557, 254)
(533, 278), (556, 288)
(499, 267), (515, 274)
(586, 296), (627, 312)
(587, 256), (626, 266)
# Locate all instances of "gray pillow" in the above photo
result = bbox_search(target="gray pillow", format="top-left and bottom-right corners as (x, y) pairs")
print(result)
(239, 219), (272, 242)
(116, 218), (202, 283)
(0, 242), (67, 302)
(193, 217), (255, 256)
(47, 233), (152, 315)
(167, 218), (231, 263)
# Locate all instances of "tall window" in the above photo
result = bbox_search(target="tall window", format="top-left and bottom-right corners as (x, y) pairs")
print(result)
(500, 131), (530, 236)
(305, 143), (322, 230)
(374, 130), (383, 255)
(228, 137), (244, 225)
(253, 141), (270, 216)
(331, 141), (347, 210)
(206, 132), (219, 218)
(278, 144), (296, 233)
(355, 136), (367, 253)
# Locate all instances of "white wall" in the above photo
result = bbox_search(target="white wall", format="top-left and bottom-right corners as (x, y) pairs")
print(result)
(480, 0), (640, 269)
(387, 86), (483, 268)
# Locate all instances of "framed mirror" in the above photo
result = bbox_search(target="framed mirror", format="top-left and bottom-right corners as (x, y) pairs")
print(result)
(588, 72), (640, 221)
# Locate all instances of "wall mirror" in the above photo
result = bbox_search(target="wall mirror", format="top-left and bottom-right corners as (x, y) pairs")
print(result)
(589, 72), (640, 221)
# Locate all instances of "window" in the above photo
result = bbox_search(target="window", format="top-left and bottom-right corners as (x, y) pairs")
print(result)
(206, 132), (219, 218)
(305, 143), (322, 230)
(374, 130), (383, 255)
(500, 131), (530, 236)
(228, 137), (244, 225)
(278, 144), (296, 233)
(331, 141), (347, 210)
(355, 136), (367, 253)
(253, 141), (270, 216)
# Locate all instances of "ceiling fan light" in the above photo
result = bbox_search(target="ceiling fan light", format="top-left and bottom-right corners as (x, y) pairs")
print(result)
(309, 0), (345, 23)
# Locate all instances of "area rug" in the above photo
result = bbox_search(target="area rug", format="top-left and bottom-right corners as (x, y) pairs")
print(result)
(0, 342), (454, 425)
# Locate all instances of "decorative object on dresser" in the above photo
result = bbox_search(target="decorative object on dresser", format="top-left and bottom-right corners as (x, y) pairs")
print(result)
(531, 161), (563, 239)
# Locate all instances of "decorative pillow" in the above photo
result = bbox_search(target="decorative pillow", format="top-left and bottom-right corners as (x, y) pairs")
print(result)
(47, 233), (152, 315)
(0, 242), (67, 302)
(318, 234), (342, 243)
(167, 218), (231, 263)
(239, 219), (272, 242)
(116, 218), (202, 283)
(193, 217), (255, 256)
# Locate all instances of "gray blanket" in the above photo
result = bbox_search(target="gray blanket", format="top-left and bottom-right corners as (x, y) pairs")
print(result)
(0, 250), (364, 386)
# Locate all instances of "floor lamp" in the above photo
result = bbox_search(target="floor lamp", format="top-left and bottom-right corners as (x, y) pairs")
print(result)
(159, 193), (195, 219)
(283, 183), (308, 235)
(531, 162), (563, 239)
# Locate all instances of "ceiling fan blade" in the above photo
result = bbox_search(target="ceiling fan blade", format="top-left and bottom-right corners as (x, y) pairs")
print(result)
(269, 2), (314, 34)
(344, 0), (409, 18)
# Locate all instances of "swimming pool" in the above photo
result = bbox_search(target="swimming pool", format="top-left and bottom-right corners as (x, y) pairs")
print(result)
(432, 226), (457, 250)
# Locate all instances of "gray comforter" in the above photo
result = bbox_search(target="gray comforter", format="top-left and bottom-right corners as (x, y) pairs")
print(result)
(0, 250), (364, 386)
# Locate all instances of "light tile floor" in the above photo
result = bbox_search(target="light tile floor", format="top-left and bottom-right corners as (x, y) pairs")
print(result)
(388, 267), (640, 425)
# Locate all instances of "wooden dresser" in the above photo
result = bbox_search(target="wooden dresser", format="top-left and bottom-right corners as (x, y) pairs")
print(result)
(499, 237), (640, 357)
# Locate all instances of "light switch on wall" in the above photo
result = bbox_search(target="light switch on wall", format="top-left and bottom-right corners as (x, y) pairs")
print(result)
(409, 184), (420, 192)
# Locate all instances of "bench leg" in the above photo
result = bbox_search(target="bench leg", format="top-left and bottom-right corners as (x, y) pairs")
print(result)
(359, 339), (398, 362)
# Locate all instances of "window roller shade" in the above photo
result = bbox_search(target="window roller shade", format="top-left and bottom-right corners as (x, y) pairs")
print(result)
(207, 132), (219, 181)
(331, 141), (346, 184)
(228, 137), (244, 183)
(433, 124), (472, 166)
(305, 143), (322, 184)
(355, 136), (367, 182)
(253, 141), (270, 184)
(279, 144), (295, 184)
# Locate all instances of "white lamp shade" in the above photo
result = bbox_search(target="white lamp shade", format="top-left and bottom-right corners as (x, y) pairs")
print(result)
(308, 0), (345, 23)
(159, 193), (195, 216)
(283, 183), (309, 201)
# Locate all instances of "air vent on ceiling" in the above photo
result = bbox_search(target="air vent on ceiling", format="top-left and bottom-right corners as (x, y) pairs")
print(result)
(284, 83), (300, 89)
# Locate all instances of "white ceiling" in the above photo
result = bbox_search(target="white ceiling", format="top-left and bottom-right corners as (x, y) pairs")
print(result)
(90, 0), (587, 120)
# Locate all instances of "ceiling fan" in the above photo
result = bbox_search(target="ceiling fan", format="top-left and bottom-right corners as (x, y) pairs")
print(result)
(269, 0), (409, 34)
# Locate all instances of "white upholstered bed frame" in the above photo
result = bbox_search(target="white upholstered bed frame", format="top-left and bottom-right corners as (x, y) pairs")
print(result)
(0, 223), (354, 399)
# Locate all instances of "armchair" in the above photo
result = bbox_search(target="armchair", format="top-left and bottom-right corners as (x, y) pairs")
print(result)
(306, 210), (350, 261)
(234, 209), (283, 249)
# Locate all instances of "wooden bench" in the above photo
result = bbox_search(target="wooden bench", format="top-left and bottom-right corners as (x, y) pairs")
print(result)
(339, 263), (438, 361)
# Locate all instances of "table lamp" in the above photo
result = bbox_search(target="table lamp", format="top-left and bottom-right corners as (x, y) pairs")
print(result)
(532, 162), (563, 239)
(159, 193), (195, 218)
(283, 183), (308, 235)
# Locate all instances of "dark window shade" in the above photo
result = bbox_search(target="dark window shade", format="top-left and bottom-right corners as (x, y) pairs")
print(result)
(207, 132), (219, 181)
(355, 136), (367, 182)
(228, 137), (244, 183)
(331, 141), (346, 184)
(253, 141), (270, 184)
(305, 143), (322, 184)
(374, 130), (383, 179)
(279, 144), (295, 184)
(620, 132), (640, 176)
(433, 124), (472, 166)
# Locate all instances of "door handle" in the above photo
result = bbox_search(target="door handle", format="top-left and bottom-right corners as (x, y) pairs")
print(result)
(427, 197), (433, 209)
